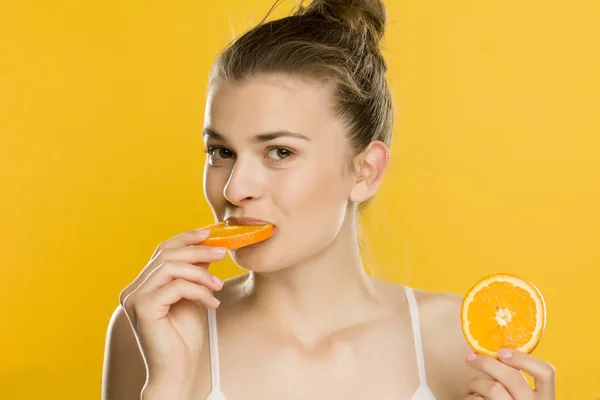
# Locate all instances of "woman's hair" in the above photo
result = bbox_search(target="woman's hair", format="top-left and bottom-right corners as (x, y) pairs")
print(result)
(210, 0), (394, 165)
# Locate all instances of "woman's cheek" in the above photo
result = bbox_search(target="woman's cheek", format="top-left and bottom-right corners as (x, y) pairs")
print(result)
(204, 170), (227, 212)
(279, 165), (347, 223)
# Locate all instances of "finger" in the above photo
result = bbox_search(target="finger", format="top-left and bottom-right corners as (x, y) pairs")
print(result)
(153, 245), (228, 267)
(120, 229), (212, 305)
(465, 352), (530, 398)
(120, 243), (226, 305)
(463, 377), (512, 400)
(497, 349), (556, 397)
(137, 260), (224, 294)
(155, 278), (221, 311)
(134, 279), (220, 322)
(151, 228), (212, 259)
(464, 395), (485, 400)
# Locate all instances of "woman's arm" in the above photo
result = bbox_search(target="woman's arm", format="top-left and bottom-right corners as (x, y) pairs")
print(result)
(102, 305), (147, 400)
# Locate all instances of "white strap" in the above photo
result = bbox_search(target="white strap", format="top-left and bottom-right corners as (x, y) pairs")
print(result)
(206, 390), (227, 400)
(405, 286), (427, 385)
(207, 308), (222, 391)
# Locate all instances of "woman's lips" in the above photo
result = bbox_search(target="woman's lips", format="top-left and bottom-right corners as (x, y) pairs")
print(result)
(223, 217), (277, 249)
(225, 216), (273, 226)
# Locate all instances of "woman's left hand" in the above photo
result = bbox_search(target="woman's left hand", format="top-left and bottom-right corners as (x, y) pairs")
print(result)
(463, 348), (556, 399)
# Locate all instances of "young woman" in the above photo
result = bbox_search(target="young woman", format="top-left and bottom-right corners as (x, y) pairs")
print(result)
(102, 1), (556, 399)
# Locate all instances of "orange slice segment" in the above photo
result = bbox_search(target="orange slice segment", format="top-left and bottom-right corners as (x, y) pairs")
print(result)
(199, 221), (274, 250)
(461, 273), (546, 358)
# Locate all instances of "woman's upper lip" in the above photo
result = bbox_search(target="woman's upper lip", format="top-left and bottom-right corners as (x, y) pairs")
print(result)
(225, 216), (273, 226)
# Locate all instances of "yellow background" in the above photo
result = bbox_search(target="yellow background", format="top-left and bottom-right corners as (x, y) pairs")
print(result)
(1, 0), (598, 399)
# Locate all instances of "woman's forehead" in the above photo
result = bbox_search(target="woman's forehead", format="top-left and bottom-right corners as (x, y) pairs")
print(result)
(204, 75), (344, 143)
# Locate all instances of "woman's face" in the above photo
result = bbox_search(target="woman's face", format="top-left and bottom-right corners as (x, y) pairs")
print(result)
(202, 74), (359, 272)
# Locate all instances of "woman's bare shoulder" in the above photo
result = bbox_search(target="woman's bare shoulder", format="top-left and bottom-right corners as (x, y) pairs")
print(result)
(410, 287), (467, 350)
(374, 280), (485, 399)
(373, 279), (471, 357)
(102, 305), (147, 399)
(412, 288), (486, 397)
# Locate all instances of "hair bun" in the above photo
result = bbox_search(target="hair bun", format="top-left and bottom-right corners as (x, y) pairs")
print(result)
(295, 0), (387, 46)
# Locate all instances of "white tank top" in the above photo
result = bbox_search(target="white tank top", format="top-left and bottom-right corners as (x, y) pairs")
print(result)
(205, 286), (436, 400)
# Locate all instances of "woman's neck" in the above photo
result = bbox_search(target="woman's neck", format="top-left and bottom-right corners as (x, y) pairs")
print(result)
(245, 219), (386, 348)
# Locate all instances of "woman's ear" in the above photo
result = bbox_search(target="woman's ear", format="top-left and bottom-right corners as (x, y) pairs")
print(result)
(349, 140), (390, 204)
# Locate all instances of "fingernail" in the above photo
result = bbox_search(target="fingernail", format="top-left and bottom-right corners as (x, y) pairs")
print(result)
(196, 228), (210, 235)
(212, 276), (223, 288)
(212, 297), (221, 307)
(498, 348), (513, 359)
(465, 352), (477, 362)
(211, 247), (227, 254)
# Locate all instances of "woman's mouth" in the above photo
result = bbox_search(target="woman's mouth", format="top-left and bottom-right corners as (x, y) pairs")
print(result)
(225, 216), (273, 226)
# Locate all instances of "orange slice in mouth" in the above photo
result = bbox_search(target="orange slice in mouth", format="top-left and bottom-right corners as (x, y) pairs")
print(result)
(199, 221), (274, 250)
(461, 273), (546, 358)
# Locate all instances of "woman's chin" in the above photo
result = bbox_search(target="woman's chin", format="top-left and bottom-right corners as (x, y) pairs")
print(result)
(229, 238), (280, 272)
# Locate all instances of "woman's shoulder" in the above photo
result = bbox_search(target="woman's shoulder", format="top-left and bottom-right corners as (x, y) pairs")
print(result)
(409, 287), (468, 355)
(373, 277), (464, 315)
(411, 286), (464, 322)
(372, 278), (470, 356)
(377, 280), (483, 397)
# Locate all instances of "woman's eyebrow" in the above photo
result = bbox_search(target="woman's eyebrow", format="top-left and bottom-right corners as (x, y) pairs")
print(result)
(252, 131), (311, 142)
(203, 128), (311, 142)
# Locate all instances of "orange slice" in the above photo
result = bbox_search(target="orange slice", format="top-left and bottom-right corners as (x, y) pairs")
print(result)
(461, 273), (546, 358)
(199, 221), (274, 250)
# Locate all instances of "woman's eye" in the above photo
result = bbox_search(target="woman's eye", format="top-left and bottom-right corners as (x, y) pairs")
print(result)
(267, 148), (293, 161)
(206, 146), (234, 160)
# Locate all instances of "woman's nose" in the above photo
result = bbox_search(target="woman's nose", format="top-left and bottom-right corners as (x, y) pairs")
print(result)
(223, 158), (262, 206)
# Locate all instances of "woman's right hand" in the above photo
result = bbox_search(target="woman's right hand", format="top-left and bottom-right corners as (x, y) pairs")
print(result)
(119, 228), (226, 389)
